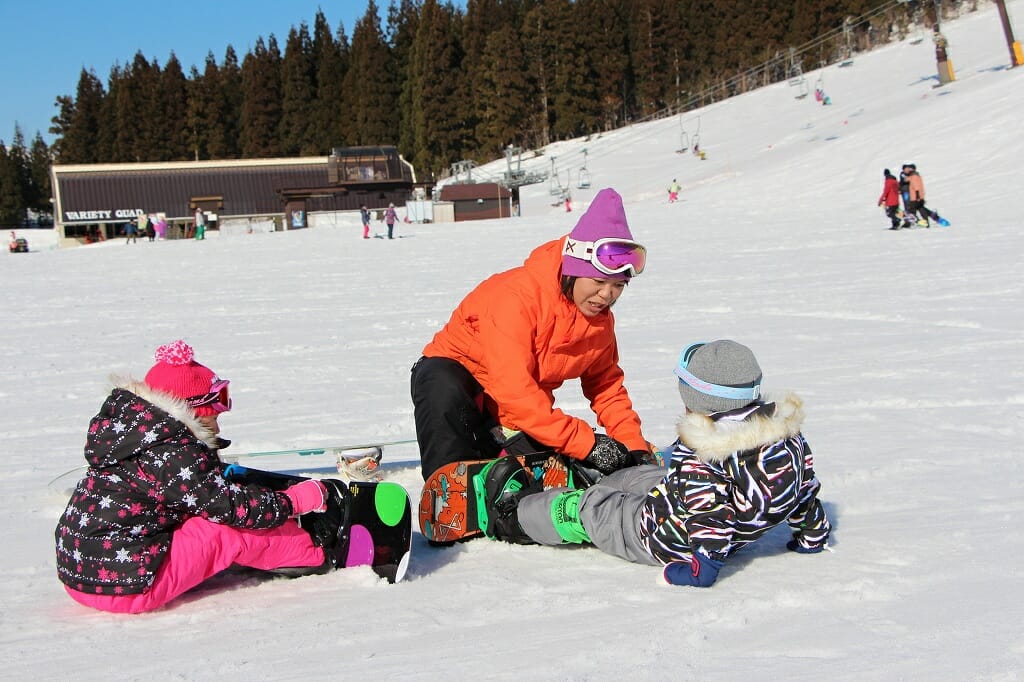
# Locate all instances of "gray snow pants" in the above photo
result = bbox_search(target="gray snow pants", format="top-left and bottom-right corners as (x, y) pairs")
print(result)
(516, 464), (666, 566)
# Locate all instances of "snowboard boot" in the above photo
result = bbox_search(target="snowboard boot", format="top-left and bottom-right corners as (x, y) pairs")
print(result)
(476, 457), (543, 544)
(295, 479), (354, 570)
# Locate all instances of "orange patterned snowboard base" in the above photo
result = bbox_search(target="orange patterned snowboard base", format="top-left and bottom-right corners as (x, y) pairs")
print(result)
(418, 454), (576, 545)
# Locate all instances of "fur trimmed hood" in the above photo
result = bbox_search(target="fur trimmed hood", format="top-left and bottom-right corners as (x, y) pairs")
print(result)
(676, 392), (804, 463)
(109, 375), (219, 447)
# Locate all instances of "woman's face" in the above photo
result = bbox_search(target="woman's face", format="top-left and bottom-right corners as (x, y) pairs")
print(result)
(572, 277), (627, 317)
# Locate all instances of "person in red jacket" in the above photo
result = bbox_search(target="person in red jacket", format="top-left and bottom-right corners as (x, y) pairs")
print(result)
(878, 168), (902, 230)
(411, 188), (652, 480)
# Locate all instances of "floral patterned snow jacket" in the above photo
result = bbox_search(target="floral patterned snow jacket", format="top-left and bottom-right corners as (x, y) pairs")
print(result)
(55, 379), (293, 596)
(639, 393), (831, 565)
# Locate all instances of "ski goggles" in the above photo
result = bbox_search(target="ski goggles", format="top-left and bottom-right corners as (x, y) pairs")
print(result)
(673, 343), (761, 401)
(562, 237), (647, 277)
(187, 378), (232, 413)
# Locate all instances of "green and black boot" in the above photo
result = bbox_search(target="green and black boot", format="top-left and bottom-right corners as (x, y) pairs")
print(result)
(475, 457), (543, 545)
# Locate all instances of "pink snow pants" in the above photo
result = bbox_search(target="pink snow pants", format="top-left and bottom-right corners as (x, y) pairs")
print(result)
(65, 517), (325, 614)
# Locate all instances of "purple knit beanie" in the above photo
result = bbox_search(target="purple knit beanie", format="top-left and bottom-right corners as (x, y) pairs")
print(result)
(561, 188), (635, 280)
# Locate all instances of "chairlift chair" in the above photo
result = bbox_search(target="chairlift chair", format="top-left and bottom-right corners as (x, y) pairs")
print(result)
(676, 129), (690, 153)
(792, 77), (809, 99)
(788, 49), (809, 99)
(549, 157), (564, 196)
(908, 7), (925, 44)
(576, 148), (591, 188)
(691, 116), (703, 158)
(839, 16), (855, 67)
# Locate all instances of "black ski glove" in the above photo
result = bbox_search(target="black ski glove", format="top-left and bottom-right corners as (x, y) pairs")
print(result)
(584, 434), (636, 474)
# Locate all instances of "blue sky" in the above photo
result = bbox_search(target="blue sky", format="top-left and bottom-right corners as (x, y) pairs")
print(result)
(0, 1), (376, 145)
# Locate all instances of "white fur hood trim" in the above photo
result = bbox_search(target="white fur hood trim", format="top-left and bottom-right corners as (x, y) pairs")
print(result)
(110, 375), (220, 447)
(675, 392), (805, 463)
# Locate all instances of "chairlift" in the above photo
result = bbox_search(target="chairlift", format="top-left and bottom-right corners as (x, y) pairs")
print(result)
(549, 157), (564, 196)
(676, 117), (690, 153)
(792, 77), (809, 100)
(788, 48), (809, 99)
(577, 149), (592, 188)
(839, 17), (855, 67)
(908, 8), (925, 44)
(691, 116), (705, 159)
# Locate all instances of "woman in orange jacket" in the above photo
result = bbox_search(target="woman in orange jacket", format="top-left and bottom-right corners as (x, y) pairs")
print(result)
(411, 188), (651, 480)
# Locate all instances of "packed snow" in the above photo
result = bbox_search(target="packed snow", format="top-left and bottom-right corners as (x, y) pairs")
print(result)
(4, 4), (1023, 679)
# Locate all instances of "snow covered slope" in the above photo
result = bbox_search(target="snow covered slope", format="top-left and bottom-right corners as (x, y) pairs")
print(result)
(3, 3), (1022, 679)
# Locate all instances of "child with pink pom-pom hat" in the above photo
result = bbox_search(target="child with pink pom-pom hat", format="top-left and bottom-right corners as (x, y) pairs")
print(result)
(54, 341), (352, 613)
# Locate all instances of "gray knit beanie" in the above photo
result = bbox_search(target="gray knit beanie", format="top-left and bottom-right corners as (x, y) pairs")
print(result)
(675, 340), (763, 414)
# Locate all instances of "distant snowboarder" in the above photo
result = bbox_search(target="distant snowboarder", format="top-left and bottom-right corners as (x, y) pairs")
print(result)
(668, 179), (681, 203)
(878, 169), (902, 230)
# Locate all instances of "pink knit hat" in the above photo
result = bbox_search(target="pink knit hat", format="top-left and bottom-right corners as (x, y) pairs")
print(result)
(144, 340), (227, 416)
(561, 188), (636, 280)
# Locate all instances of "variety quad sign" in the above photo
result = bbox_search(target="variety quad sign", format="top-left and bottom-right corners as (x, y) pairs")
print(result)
(63, 209), (145, 222)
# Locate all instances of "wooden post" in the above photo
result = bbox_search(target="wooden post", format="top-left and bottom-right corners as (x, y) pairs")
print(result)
(994, 0), (1022, 67)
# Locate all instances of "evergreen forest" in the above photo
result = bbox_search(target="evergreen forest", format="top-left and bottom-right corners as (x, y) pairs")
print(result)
(1, 0), (967, 226)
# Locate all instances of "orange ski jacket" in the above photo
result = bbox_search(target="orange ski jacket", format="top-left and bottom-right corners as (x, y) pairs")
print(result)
(422, 237), (646, 459)
(908, 173), (926, 201)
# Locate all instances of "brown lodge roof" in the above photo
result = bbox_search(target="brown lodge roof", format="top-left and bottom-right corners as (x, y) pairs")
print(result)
(53, 159), (329, 223)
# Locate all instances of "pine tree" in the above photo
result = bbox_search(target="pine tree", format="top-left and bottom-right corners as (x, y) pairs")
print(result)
(280, 22), (316, 156)
(521, 1), (562, 148)
(389, 0), (420, 161)
(189, 51), (239, 160)
(28, 133), (52, 213)
(48, 95), (75, 162)
(549, 0), (601, 140)
(311, 10), (349, 153)
(217, 46), (243, 159)
(187, 60), (211, 160)
(578, 0), (632, 130)
(344, 0), (399, 146)
(59, 69), (105, 164)
(110, 53), (156, 162)
(240, 36), (284, 158)
(475, 24), (534, 157)
(99, 64), (123, 161)
(1, 128), (31, 224)
(159, 53), (190, 160)
(407, 0), (466, 176)
(629, 0), (681, 116)
(0, 140), (24, 224)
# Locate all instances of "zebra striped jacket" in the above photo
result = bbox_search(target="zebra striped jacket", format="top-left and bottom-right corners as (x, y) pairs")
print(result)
(639, 393), (831, 565)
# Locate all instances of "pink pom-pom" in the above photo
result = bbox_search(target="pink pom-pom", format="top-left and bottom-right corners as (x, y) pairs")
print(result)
(154, 340), (194, 366)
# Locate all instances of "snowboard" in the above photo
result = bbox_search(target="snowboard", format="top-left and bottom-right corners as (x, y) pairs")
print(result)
(223, 463), (412, 583)
(418, 453), (594, 545)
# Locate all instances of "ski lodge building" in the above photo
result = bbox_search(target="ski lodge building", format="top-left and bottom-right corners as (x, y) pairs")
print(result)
(49, 146), (418, 245)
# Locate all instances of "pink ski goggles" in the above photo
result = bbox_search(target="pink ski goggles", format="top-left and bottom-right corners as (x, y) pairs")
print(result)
(562, 237), (647, 277)
(188, 378), (232, 413)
